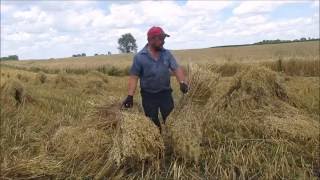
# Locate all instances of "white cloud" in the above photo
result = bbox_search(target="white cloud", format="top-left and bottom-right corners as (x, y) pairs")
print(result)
(8, 6), (54, 34)
(1, 0), (234, 59)
(0, 3), (13, 13)
(6, 32), (32, 41)
(226, 15), (268, 25)
(233, 1), (304, 15)
(0, 0), (318, 59)
(186, 1), (233, 12)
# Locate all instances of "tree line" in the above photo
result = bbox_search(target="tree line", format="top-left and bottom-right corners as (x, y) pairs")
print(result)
(3, 34), (319, 60)
(0, 55), (19, 61)
(254, 37), (319, 45)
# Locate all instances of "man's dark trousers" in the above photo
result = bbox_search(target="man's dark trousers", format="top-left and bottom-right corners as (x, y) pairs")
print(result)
(141, 89), (174, 129)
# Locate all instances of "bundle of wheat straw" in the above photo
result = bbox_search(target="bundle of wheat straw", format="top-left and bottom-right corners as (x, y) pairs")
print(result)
(47, 126), (112, 177)
(167, 63), (220, 163)
(83, 79), (107, 95)
(0, 80), (34, 106)
(54, 73), (77, 88)
(110, 111), (164, 168)
(211, 65), (319, 139)
(167, 104), (203, 163)
(214, 65), (288, 112)
(35, 72), (47, 84)
(182, 63), (220, 106)
(1, 156), (62, 179)
(87, 70), (109, 83)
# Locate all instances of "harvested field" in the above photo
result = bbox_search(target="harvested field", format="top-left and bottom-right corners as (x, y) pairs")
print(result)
(1, 42), (319, 179)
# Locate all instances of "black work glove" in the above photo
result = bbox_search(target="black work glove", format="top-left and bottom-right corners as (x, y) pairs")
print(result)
(180, 82), (189, 94)
(122, 95), (133, 108)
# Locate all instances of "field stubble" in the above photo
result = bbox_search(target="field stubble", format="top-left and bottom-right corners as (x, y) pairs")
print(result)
(1, 41), (319, 179)
(1, 61), (319, 179)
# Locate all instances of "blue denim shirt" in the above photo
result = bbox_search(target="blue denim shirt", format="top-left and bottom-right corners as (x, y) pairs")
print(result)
(130, 44), (179, 93)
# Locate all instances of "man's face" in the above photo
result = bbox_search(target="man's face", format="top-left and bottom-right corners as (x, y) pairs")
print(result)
(149, 35), (165, 51)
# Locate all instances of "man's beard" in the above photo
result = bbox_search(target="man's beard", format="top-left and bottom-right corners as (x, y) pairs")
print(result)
(153, 43), (164, 51)
(154, 46), (163, 51)
(149, 41), (164, 51)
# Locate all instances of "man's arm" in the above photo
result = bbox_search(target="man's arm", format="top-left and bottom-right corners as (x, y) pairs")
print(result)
(122, 75), (138, 108)
(173, 67), (189, 94)
(122, 55), (140, 108)
(168, 51), (189, 93)
(168, 51), (186, 83)
(173, 67), (186, 83)
(128, 75), (139, 96)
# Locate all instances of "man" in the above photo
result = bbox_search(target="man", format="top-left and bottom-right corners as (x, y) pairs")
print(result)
(122, 26), (189, 131)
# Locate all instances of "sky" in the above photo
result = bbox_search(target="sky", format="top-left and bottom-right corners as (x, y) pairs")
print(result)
(1, 0), (319, 60)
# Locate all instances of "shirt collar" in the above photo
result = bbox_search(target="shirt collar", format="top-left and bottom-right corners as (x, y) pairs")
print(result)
(141, 44), (149, 54)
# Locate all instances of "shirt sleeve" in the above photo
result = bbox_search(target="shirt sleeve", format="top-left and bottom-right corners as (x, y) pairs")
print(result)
(130, 55), (141, 76)
(168, 52), (179, 71)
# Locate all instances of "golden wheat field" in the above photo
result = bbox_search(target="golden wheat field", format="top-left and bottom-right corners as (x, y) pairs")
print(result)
(1, 41), (319, 179)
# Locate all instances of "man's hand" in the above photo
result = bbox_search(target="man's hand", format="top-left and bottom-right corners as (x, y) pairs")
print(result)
(180, 82), (189, 94)
(122, 95), (133, 108)
(173, 67), (188, 94)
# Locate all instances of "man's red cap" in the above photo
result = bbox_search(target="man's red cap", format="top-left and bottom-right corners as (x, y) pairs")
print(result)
(147, 26), (170, 39)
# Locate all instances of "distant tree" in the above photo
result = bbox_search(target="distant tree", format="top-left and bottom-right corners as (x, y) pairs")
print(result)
(253, 37), (320, 45)
(8, 55), (19, 60)
(94, 53), (99, 56)
(275, 39), (281, 43)
(0, 55), (19, 61)
(108, 51), (112, 55)
(72, 54), (83, 57)
(118, 33), (137, 53)
(300, 37), (307, 41)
